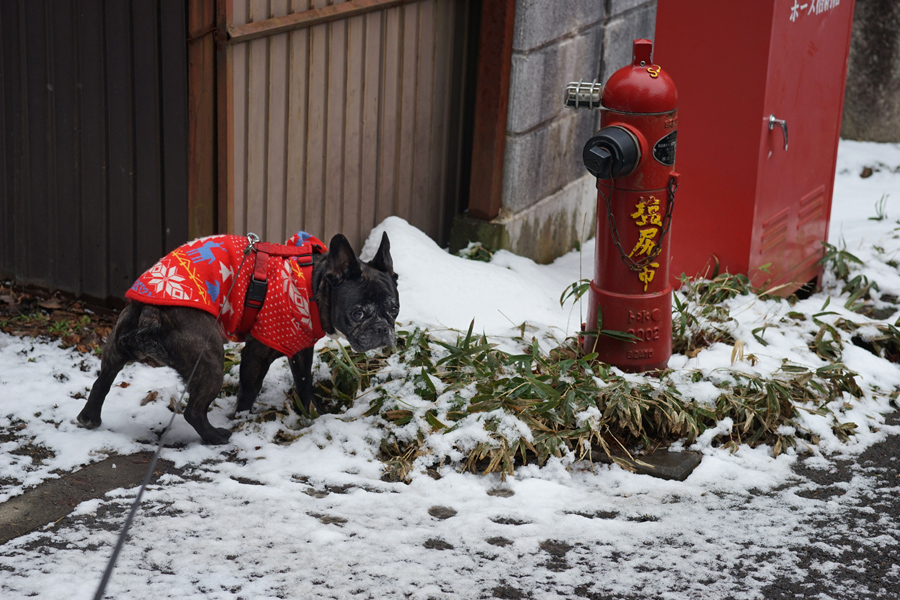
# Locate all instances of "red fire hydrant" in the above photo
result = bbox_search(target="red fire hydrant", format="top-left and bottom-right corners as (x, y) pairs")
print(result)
(565, 39), (679, 372)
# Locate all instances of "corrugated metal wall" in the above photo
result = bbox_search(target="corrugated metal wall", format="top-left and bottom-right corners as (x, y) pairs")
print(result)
(0, 0), (189, 301)
(227, 0), (473, 250)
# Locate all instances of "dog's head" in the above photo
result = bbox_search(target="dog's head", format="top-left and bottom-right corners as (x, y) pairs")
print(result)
(314, 232), (399, 352)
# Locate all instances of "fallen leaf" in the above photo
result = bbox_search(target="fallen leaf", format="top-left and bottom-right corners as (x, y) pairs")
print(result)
(731, 340), (745, 365)
(39, 298), (64, 310)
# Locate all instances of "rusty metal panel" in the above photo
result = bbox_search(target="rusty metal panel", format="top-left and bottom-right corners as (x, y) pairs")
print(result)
(0, 0), (189, 302)
(228, 0), (473, 250)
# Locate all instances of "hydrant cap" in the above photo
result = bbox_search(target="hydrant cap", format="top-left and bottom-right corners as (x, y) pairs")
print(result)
(602, 39), (677, 114)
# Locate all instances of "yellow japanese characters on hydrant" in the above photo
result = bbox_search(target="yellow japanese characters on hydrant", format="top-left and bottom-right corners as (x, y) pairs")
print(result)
(629, 195), (661, 291)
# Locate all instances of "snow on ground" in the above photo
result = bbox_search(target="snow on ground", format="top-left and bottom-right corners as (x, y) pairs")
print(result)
(2, 140), (900, 599)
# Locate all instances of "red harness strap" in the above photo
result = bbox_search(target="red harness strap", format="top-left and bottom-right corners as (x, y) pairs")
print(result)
(235, 241), (321, 340)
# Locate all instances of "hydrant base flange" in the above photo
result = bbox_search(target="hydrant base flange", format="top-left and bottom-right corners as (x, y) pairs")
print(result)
(583, 282), (673, 373)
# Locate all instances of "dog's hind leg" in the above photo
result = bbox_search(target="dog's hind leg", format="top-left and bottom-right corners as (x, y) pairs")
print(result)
(77, 350), (128, 429)
(164, 310), (231, 444)
(181, 353), (231, 444)
(77, 303), (141, 430)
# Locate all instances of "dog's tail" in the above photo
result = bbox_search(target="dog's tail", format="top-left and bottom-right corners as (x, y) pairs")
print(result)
(112, 302), (168, 365)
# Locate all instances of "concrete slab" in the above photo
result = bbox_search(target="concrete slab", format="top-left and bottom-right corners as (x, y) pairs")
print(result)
(0, 452), (174, 544)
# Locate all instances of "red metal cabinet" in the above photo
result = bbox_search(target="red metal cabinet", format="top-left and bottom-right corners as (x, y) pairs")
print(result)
(654, 0), (855, 292)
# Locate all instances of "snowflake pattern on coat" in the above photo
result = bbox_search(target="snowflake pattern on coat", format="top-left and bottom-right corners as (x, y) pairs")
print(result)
(146, 263), (190, 300)
(126, 233), (327, 356)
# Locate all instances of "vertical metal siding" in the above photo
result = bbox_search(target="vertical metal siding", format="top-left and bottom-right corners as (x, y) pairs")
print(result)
(0, 0), (189, 301)
(229, 0), (472, 251)
(160, 1), (192, 250)
(0, 9), (12, 281)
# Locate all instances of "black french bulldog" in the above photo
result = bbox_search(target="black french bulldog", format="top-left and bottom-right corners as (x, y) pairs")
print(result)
(77, 233), (399, 444)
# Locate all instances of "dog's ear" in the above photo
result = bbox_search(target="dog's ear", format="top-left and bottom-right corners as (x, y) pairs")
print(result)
(368, 232), (396, 280)
(323, 234), (362, 284)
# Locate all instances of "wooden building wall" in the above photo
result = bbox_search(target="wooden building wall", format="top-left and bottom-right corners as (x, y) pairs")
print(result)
(224, 0), (474, 251)
(0, 0), (189, 301)
(0, 0), (476, 301)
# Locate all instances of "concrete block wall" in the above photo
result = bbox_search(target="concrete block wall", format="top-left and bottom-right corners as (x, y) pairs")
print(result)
(842, 0), (900, 142)
(502, 1), (604, 215)
(461, 0), (657, 264)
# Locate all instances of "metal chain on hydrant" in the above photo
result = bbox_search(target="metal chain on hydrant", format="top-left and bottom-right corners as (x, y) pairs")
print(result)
(602, 175), (678, 273)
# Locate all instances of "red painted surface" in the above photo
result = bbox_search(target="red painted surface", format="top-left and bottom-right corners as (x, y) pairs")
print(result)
(654, 0), (856, 292)
(583, 39), (679, 372)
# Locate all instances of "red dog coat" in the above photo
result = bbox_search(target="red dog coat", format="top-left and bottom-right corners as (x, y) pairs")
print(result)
(126, 232), (327, 356)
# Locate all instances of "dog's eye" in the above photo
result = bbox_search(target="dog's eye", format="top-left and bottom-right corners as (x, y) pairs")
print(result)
(352, 309), (366, 322)
(388, 306), (399, 318)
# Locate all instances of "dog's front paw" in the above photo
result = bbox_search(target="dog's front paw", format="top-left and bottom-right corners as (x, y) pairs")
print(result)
(229, 403), (255, 419)
(294, 395), (324, 418)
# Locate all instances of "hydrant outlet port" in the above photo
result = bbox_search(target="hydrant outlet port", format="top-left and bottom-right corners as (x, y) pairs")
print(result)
(582, 126), (640, 179)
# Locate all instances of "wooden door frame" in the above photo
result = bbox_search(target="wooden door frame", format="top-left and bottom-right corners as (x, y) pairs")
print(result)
(186, 0), (219, 239)
(465, 0), (515, 221)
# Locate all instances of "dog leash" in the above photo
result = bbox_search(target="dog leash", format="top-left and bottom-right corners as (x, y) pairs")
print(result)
(91, 233), (260, 600)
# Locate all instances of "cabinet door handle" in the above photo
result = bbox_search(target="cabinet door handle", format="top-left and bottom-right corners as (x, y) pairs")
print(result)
(768, 114), (789, 151)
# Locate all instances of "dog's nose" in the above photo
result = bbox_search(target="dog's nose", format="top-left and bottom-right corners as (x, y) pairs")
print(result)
(376, 322), (396, 346)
